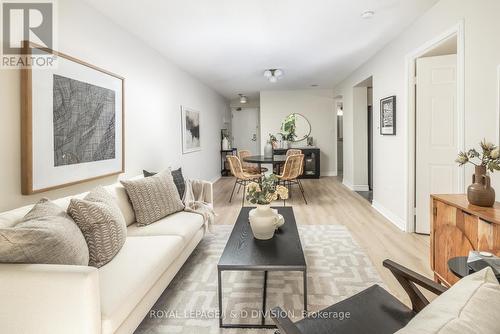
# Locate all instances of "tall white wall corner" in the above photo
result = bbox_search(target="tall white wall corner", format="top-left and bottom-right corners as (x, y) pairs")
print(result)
(372, 200), (407, 231)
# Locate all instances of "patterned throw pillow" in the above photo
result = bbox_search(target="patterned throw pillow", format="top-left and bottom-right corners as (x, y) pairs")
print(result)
(143, 168), (186, 199)
(68, 186), (127, 268)
(0, 198), (89, 265)
(123, 170), (184, 226)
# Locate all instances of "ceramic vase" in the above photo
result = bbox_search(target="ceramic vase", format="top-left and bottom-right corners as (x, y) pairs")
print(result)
(222, 137), (230, 150)
(249, 205), (284, 240)
(467, 165), (495, 207)
(264, 141), (273, 158)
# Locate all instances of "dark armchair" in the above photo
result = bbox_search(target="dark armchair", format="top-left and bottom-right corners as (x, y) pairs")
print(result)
(270, 259), (447, 334)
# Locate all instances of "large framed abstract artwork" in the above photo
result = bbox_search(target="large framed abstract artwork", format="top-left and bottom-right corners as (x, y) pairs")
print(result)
(21, 42), (125, 194)
(181, 106), (201, 154)
(380, 95), (396, 135)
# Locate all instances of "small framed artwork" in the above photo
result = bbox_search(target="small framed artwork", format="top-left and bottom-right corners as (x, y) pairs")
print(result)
(181, 106), (201, 153)
(21, 42), (125, 194)
(380, 95), (396, 135)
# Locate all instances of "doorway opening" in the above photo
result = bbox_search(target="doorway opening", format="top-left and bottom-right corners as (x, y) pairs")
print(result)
(336, 100), (344, 181)
(406, 22), (465, 234)
(353, 76), (373, 203)
(231, 107), (260, 155)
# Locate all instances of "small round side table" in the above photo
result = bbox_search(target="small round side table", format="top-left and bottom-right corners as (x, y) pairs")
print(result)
(448, 256), (500, 282)
(447, 256), (470, 279)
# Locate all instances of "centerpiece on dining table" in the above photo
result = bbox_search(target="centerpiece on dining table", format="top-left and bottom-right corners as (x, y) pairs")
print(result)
(246, 174), (288, 240)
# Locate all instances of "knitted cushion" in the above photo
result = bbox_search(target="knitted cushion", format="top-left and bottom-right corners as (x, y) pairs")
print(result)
(122, 170), (184, 226)
(143, 168), (186, 199)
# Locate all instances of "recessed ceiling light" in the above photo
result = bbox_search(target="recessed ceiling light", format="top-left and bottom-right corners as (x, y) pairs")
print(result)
(361, 10), (375, 19)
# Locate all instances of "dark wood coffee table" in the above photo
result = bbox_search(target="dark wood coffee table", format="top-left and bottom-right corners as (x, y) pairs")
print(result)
(217, 207), (307, 329)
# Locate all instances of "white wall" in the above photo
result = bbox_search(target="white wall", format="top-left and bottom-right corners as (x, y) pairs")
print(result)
(334, 0), (500, 230)
(0, 0), (228, 212)
(260, 90), (336, 175)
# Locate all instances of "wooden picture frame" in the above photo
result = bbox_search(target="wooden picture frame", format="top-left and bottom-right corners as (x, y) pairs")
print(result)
(21, 41), (125, 194)
(380, 95), (396, 135)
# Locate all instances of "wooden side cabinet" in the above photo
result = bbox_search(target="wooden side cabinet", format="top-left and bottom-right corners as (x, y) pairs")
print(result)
(431, 194), (500, 286)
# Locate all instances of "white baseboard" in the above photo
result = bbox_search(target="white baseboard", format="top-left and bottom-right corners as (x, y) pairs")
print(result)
(343, 179), (353, 190)
(371, 200), (407, 231)
(342, 180), (369, 192)
(209, 175), (222, 184)
(321, 171), (338, 177)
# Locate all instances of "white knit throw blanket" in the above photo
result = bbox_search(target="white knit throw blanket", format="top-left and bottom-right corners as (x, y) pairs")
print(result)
(183, 179), (215, 233)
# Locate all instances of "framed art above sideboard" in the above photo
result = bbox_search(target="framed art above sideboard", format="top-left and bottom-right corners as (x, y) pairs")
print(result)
(21, 41), (125, 194)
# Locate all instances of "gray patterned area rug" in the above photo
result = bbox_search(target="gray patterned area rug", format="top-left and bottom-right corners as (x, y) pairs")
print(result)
(136, 225), (384, 334)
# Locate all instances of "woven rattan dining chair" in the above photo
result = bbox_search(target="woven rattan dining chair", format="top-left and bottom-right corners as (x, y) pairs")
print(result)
(276, 154), (307, 205)
(276, 149), (303, 174)
(286, 149), (302, 157)
(226, 155), (261, 206)
(238, 150), (268, 174)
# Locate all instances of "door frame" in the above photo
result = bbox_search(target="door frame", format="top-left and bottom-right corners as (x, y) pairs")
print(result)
(404, 20), (465, 233)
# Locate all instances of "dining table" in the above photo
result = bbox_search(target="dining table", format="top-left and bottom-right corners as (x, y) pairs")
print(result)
(242, 155), (286, 174)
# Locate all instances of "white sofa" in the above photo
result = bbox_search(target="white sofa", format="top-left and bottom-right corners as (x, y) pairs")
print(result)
(0, 177), (213, 334)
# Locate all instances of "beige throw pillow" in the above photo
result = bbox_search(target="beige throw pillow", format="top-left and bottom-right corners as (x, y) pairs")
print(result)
(0, 198), (89, 265)
(121, 170), (184, 226)
(68, 186), (126, 268)
(397, 267), (500, 334)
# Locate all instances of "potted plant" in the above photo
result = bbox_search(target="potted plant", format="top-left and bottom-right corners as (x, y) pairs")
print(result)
(246, 175), (288, 239)
(456, 139), (499, 207)
(280, 114), (297, 148)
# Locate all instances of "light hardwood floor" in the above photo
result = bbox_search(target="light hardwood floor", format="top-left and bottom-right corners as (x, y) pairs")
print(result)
(213, 175), (432, 306)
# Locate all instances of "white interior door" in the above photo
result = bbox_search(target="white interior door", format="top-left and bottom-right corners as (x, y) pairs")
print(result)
(415, 54), (458, 234)
(231, 108), (260, 154)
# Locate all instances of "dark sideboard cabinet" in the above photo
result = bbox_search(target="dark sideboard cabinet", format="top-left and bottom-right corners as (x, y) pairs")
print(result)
(273, 148), (320, 179)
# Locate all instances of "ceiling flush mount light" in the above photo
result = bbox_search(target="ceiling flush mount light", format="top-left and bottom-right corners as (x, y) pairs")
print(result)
(361, 10), (375, 19)
(264, 69), (284, 83)
(238, 94), (248, 104)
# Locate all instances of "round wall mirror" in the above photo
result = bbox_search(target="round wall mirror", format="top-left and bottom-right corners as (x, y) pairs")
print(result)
(280, 113), (311, 142)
